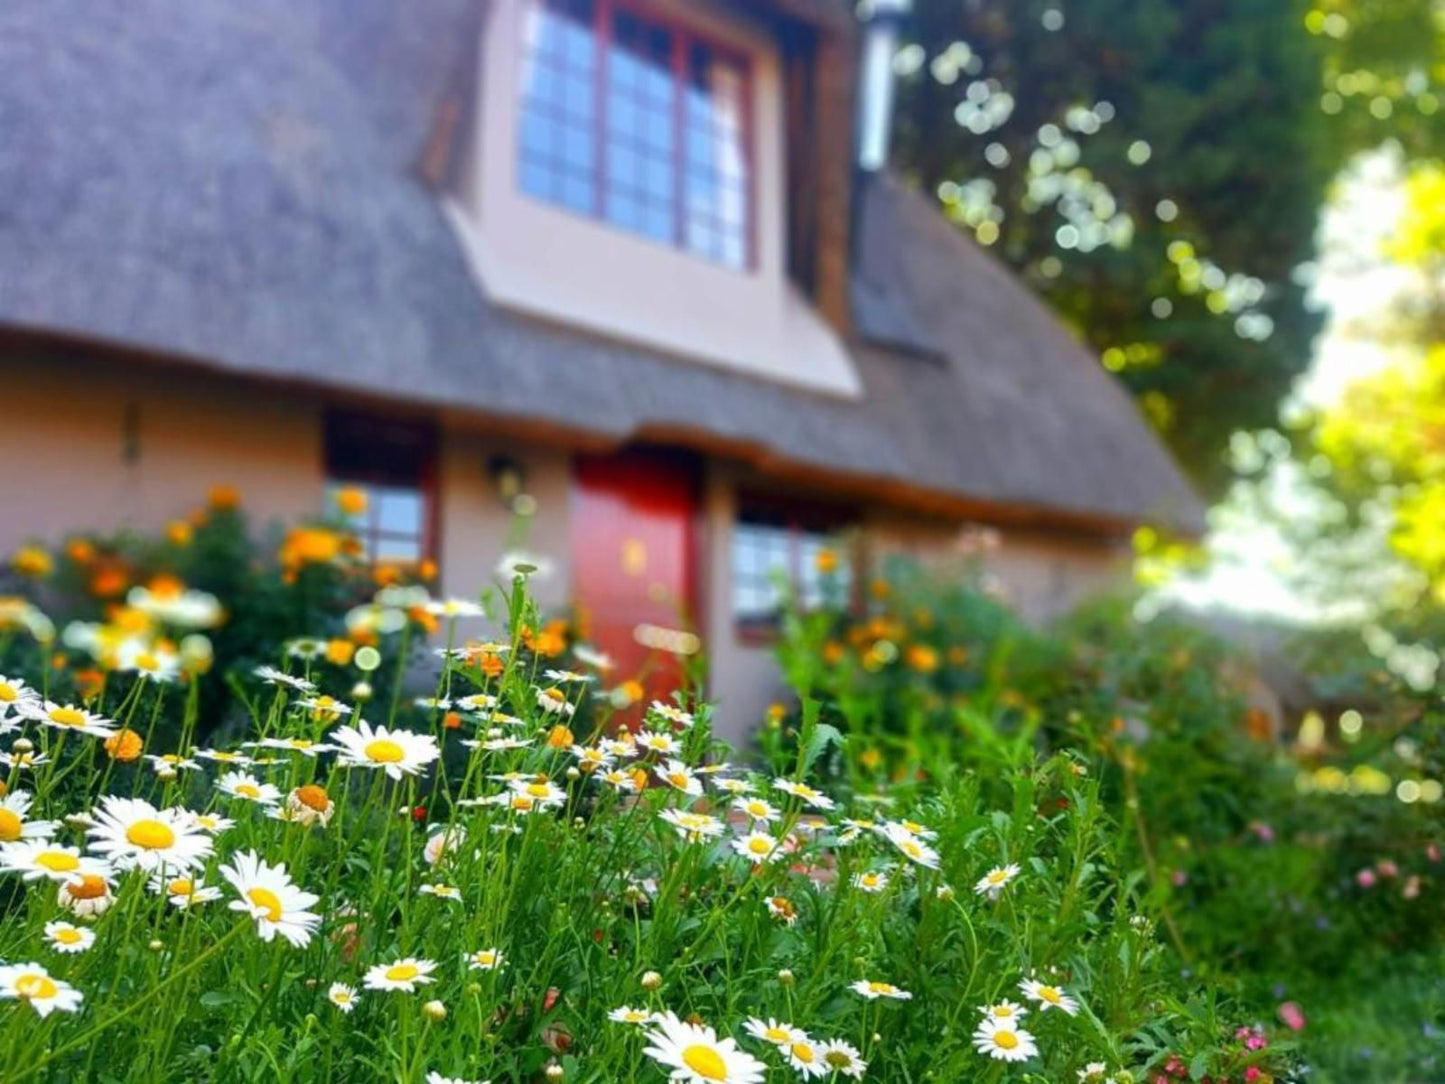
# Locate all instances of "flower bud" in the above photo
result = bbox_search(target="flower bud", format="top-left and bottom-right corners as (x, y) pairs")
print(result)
(641, 970), (663, 992)
(13, 738), (33, 754)
(777, 969), (795, 985)
(545, 1066), (564, 1082)
(422, 999), (447, 1022)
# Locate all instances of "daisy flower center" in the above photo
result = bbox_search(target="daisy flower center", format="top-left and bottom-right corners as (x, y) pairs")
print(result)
(668, 772), (689, 788)
(869, 982), (892, 994)
(764, 1027), (790, 1042)
(67, 874), (107, 899)
(247, 887), (284, 922)
(994, 1007), (1014, 1018)
(824, 1052), (852, 1069)
(543, 688), (565, 703)
(0, 682), (16, 701)
(1039, 986), (1061, 1003)
(236, 783), (261, 799)
(681, 1045), (729, 1080)
(988, 870), (1008, 884)
(295, 785), (330, 811)
(791, 1043), (815, 1063)
(385, 963), (419, 982)
(48, 707), (86, 728)
(15, 974), (57, 1000)
(55, 928), (83, 945)
(169, 878), (193, 896)
(748, 839), (770, 854)
(136, 652), (160, 672)
(364, 739), (405, 764)
(0, 808), (23, 842)
(524, 783), (552, 798)
(126, 819), (176, 850)
(994, 1030), (1019, 1050)
(36, 851), (80, 873)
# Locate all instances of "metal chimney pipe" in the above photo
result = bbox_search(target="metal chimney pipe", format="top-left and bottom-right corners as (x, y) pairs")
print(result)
(856, 0), (910, 172)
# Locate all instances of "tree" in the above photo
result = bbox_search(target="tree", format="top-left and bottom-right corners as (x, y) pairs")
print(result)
(890, 0), (1346, 492)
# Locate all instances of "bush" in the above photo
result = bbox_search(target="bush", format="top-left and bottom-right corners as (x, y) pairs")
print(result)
(0, 518), (1286, 1082)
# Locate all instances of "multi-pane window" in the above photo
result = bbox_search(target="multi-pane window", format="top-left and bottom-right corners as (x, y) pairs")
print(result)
(732, 501), (855, 629)
(517, 0), (752, 269)
(324, 413), (437, 566)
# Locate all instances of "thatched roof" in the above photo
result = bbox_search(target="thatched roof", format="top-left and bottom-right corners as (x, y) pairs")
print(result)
(0, 0), (1204, 535)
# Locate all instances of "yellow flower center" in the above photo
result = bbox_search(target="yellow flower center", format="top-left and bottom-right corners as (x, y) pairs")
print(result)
(48, 707), (87, 728)
(473, 952), (496, 967)
(868, 982), (893, 995)
(543, 688), (565, 703)
(333, 991), (352, 1004)
(824, 1051), (852, 1069)
(364, 739), (405, 763)
(510, 795), (537, 812)
(988, 870), (1009, 884)
(66, 873), (107, 899)
(36, 851), (80, 873)
(54, 927), (83, 945)
(0, 682), (16, 701)
(247, 887), (284, 922)
(668, 772), (690, 788)
(385, 963), (419, 982)
(136, 652), (160, 672)
(994, 1006), (1014, 1018)
(125, 819), (176, 850)
(15, 973), (58, 1000)
(169, 878), (193, 896)
(1039, 986), (1061, 1003)
(236, 783), (261, 799)
(525, 783), (552, 798)
(295, 785), (330, 811)
(0, 808), (23, 842)
(791, 1042), (815, 1064)
(748, 838), (770, 855)
(764, 1026), (790, 1042)
(681, 1044), (729, 1081)
(995, 1030), (1019, 1050)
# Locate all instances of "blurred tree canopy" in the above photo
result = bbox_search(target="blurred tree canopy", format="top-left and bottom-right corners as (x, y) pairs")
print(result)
(890, 0), (1442, 494)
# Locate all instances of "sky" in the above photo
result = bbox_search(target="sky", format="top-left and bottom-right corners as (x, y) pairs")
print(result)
(1157, 146), (1416, 624)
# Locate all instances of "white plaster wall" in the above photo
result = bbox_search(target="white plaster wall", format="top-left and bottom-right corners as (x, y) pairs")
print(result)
(446, 0), (860, 398)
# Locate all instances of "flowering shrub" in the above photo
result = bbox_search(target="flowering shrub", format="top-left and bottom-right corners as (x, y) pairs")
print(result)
(0, 556), (1288, 1081)
(775, 556), (1445, 1081)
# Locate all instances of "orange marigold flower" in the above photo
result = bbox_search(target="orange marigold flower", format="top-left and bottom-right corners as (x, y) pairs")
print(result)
(11, 546), (52, 579)
(325, 639), (356, 666)
(815, 547), (840, 575)
(165, 521), (193, 546)
(208, 484), (241, 510)
(442, 711), (463, 731)
(65, 539), (96, 565)
(373, 563), (403, 587)
(546, 724), (574, 749)
(279, 527), (343, 567)
(334, 486), (369, 517)
(418, 559), (439, 581)
(104, 728), (144, 762)
(905, 644), (939, 674)
(476, 651), (504, 679)
(74, 668), (105, 700)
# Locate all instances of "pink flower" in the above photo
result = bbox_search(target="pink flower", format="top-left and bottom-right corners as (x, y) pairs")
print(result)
(1376, 859), (1399, 879)
(1249, 821), (1275, 843)
(1356, 868), (1377, 888)
(1278, 1001), (1306, 1031)
(1427, 843), (1441, 863)
(1171, 869), (1188, 887)
(1246, 1068), (1262, 1082)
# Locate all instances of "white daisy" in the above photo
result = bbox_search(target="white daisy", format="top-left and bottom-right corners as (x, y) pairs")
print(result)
(818, 1039), (867, 1079)
(731, 796), (779, 823)
(0, 840), (111, 883)
(712, 777), (755, 795)
(0, 962), (83, 1016)
(1019, 976), (1080, 1015)
(149, 872), (222, 909)
(544, 669), (592, 684)
(731, 831), (784, 865)
(0, 791), (56, 842)
(296, 695), (354, 722)
(425, 1073), (489, 1084)
(250, 736), (324, 757)
(884, 824), (941, 869)
(253, 665), (317, 693)
(972, 1017), (1039, 1062)
(610, 1005), (658, 1025)
(187, 811), (237, 834)
(465, 948), (505, 971)
(0, 750), (49, 771)
(193, 748), (254, 767)
(0, 674), (41, 719)
(659, 808), (725, 843)
(145, 752), (201, 774)
(220, 849), (321, 947)
(599, 768), (639, 792)
(43, 920), (95, 954)
(419, 883), (462, 903)
(507, 778), (567, 809)
(572, 645), (614, 671)
(116, 640), (181, 683)
(217, 770), (282, 806)
(274, 785), (335, 827)
(850, 979), (912, 1000)
(642, 1011), (766, 1084)
(601, 737), (638, 759)
(56, 871), (115, 917)
(975, 863), (1020, 899)
(772, 778), (836, 811)
(535, 687), (575, 717)
(742, 1017), (807, 1046)
(782, 1037), (829, 1079)
(87, 796), (212, 873)
(329, 721), (439, 780)
(328, 982), (360, 1013)
(634, 730), (678, 755)
(365, 957), (437, 993)
(980, 999), (1028, 1025)
(25, 701), (116, 739)
(655, 759), (702, 797)
(647, 701), (695, 728)
(852, 870), (890, 893)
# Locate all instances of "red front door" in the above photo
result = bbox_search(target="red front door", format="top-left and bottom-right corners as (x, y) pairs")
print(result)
(572, 449), (701, 722)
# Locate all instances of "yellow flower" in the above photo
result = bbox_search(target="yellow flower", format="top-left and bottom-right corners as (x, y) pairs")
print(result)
(325, 639), (356, 666)
(165, 521), (193, 546)
(207, 484), (241, 510)
(335, 486), (369, 517)
(11, 546), (52, 579)
(104, 728), (144, 762)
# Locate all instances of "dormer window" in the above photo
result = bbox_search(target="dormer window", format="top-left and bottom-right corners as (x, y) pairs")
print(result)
(518, 0), (753, 269)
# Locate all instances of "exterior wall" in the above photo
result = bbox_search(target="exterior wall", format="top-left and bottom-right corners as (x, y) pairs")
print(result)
(446, 0), (860, 398)
(702, 466), (1131, 742)
(436, 429), (575, 614)
(0, 353), (323, 553)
